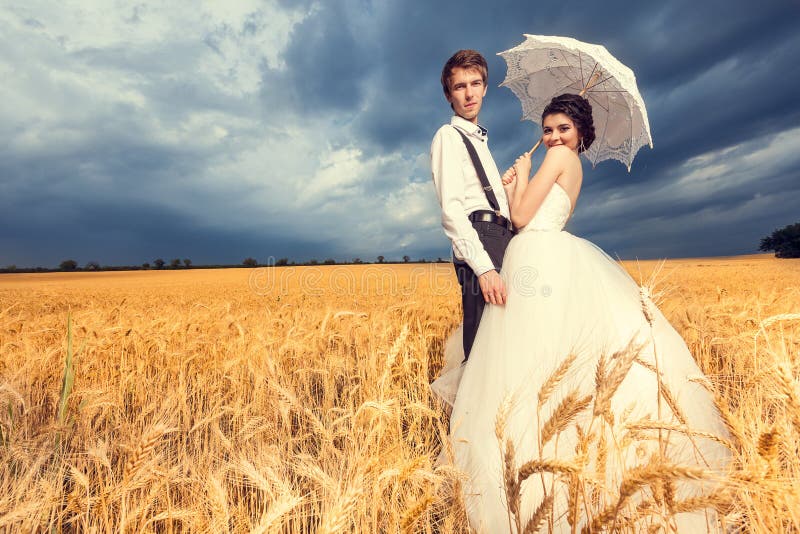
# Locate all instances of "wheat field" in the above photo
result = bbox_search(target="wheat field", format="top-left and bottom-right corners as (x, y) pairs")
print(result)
(0, 254), (798, 532)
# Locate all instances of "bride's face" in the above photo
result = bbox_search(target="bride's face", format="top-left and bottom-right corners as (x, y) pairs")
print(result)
(542, 113), (580, 152)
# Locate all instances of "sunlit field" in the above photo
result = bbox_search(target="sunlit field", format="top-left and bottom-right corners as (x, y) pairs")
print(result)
(1, 255), (798, 532)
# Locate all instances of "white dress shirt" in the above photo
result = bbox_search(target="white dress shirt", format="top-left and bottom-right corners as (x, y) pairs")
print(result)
(431, 115), (510, 276)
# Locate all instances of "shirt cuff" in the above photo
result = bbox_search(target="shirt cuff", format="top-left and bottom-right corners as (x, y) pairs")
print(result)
(474, 265), (497, 277)
(463, 249), (496, 277)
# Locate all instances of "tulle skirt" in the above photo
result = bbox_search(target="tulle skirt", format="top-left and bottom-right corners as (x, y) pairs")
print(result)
(432, 229), (731, 533)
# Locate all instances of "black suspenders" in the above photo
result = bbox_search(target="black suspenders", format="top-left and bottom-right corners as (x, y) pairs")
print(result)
(453, 127), (501, 214)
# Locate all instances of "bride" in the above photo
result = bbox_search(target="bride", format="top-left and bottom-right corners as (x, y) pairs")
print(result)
(432, 94), (731, 533)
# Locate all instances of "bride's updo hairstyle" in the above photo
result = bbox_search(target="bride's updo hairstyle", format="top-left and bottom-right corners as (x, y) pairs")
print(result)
(542, 94), (595, 153)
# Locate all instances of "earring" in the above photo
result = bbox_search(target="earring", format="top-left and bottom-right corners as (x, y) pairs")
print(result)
(579, 137), (586, 153)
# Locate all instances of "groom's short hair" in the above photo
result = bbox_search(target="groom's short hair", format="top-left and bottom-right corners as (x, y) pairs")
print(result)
(441, 49), (488, 99)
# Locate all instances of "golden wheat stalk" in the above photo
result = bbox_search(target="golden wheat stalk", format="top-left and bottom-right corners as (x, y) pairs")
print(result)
(122, 423), (176, 482)
(775, 362), (800, 435)
(523, 493), (554, 534)
(540, 391), (592, 447)
(399, 490), (435, 532)
(517, 458), (579, 482)
(317, 483), (363, 534)
(625, 421), (735, 451)
(252, 493), (303, 533)
(594, 428), (608, 508)
(587, 462), (706, 532)
(494, 395), (522, 533)
(2, 257), (798, 532)
(757, 313), (800, 332)
(756, 427), (780, 460)
(671, 491), (729, 513)
(206, 472), (230, 532)
(495, 393), (515, 442)
(504, 438), (521, 522)
(538, 353), (577, 409)
(594, 338), (644, 419)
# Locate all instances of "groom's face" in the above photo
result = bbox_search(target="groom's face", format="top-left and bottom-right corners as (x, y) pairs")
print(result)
(446, 67), (487, 124)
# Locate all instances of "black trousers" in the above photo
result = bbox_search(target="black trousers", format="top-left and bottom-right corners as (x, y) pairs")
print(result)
(454, 221), (514, 362)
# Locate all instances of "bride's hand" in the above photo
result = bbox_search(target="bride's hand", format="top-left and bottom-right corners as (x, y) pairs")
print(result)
(501, 166), (516, 186)
(513, 151), (532, 182)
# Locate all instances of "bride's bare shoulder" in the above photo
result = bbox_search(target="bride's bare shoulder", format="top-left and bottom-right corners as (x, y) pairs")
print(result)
(543, 146), (581, 171)
(545, 145), (573, 156)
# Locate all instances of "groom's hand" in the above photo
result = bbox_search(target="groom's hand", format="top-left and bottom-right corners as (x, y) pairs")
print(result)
(478, 270), (507, 305)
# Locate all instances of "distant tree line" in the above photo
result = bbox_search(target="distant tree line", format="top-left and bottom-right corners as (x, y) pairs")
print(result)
(1, 255), (450, 273)
(9, 227), (799, 273)
(760, 221), (800, 258)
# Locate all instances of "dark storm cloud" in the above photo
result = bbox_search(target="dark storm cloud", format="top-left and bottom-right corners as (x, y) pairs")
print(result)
(621, 1), (798, 89)
(362, 0), (800, 259)
(2, 0), (800, 267)
(287, 0), (797, 261)
(260, 2), (376, 113)
(336, 0), (800, 170)
(0, 190), (336, 268)
(0, 114), (207, 201)
(0, 111), (295, 268)
(584, 187), (800, 260)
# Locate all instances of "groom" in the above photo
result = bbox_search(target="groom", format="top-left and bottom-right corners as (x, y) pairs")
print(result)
(431, 49), (514, 361)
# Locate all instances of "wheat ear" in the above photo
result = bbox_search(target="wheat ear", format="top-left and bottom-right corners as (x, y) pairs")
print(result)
(517, 459), (579, 483)
(775, 362), (800, 435)
(399, 491), (435, 532)
(540, 391), (592, 447)
(587, 462), (705, 532)
(538, 353), (577, 409)
(757, 427), (780, 461)
(626, 421), (735, 451)
(522, 493), (554, 534)
(122, 423), (176, 482)
(494, 395), (520, 533)
(318, 483), (363, 534)
(594, 338), (643, 419)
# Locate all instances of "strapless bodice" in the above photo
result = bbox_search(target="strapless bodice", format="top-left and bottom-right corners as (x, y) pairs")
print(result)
(517, 182), (572, 233)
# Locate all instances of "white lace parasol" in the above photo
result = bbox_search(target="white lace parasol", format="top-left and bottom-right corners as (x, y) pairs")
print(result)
(498, 34), (653, 171)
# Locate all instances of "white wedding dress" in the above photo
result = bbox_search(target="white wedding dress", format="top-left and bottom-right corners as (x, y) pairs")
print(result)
(432, 183), (731, 533)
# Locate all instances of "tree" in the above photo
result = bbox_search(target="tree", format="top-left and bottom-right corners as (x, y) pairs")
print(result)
(352, 258), (362, 264)
(60, 259), (78, 271)
(376, 255), (385, 263)
(403, 255), (411, 263)
(275, 258), (289, 266)
(309, 259), (319, 265)
(142, 262), (150, 269)
(153, 258), (165, 269)
(170, 258), (181, 268)
(324, 258), (336, 265)
(760, 222), (800, 258)
(183, 258), (192, 268)
(5, 265), (16, 272)
(243, 257), (258, 268)
(85, 261), (100, 271)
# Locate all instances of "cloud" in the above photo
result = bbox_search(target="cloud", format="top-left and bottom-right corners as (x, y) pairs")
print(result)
(570, 125), (800, 257)
(1, 0), (799, 267)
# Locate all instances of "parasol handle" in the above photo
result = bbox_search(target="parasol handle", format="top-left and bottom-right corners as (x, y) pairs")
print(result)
(579, 71), (602, 96)
(528, 138), (542, 155)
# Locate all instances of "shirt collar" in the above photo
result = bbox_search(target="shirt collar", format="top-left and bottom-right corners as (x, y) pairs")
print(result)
(451, 115), (488, 141)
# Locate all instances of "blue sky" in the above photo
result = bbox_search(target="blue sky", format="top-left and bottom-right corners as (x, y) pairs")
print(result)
(1, 0), (799, 267)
